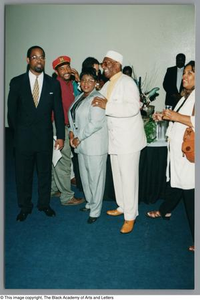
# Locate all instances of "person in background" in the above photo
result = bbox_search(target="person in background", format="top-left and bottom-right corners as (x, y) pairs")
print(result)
(82, 57), (101, 90)
(7, 46), (65, 221)
(163, 53), (186, 108)
(123, 66), (133, 78)
(51, 55), (84, 206)
(82, 57), (100, 75)
(146, 61), (195, 252)
(92, 50), (147, 234)
(68, 68), (108, 224)
(52, 63), (79, 186)
(98, 73), (109, 90)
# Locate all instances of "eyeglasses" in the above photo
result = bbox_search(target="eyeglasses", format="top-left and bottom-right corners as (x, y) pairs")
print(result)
(101, 60), (117, 67)
(30, 55), (45, 61)
(80, 79), (95, 84)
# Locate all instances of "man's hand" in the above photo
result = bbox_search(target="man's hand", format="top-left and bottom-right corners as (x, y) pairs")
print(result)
(72, 137), (80, 148)
(92, 96), (108, 109)
(71, 68), (80, 82)
(55, 139), (64, 150)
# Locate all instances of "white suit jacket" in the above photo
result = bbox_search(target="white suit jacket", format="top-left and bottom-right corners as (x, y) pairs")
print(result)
(68, 89), (108, 156)
(100, 74), (147, 154)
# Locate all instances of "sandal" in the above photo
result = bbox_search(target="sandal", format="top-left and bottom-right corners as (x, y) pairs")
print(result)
(188, 245), (195, 252)
(146, 210), (171, 220)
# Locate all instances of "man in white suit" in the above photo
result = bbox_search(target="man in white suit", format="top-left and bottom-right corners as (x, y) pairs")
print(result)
(92, 50), (147, 234)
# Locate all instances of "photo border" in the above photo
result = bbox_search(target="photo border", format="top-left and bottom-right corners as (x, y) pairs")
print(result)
(1, 0), (199, 297)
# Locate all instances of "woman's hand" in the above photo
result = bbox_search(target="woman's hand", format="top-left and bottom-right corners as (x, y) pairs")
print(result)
(92, 96), (108, 110)
(162, 109), (193, 127)
(162, 109), (180, 122)
(69, 131), (75, 148)
(152, 112), (163, 122)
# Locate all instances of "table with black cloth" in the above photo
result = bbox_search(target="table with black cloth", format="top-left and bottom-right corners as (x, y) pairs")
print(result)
(104, 140), (168, 204)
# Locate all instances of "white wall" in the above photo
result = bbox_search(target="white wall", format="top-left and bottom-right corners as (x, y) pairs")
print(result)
(5, 4), (195, 126)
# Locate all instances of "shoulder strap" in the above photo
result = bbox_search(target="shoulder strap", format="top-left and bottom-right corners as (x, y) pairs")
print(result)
(175, 99), (195, 117)
(175, 98), (187, 113)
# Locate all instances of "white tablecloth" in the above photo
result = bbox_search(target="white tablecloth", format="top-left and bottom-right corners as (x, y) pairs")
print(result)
(147, 140), (167, 147)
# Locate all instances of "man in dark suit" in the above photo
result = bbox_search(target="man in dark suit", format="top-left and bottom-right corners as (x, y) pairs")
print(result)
(163, 53), (186, 108)
(7, 45), (65, 222)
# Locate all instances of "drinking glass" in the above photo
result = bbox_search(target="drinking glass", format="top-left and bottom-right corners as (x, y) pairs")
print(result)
(165, 105), (173, 110)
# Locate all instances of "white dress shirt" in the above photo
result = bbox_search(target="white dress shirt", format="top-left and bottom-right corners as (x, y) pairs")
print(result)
(176, 67), (184, 92)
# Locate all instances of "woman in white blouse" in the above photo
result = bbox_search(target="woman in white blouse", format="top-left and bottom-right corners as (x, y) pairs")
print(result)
(146, 61), (195, 252)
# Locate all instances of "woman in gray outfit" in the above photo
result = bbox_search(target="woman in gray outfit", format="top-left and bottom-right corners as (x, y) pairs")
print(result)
(68, 68), (108, 224)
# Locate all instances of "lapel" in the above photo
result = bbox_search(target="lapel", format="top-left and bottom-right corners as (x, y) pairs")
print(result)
(174, 66), (178, 82)
(69, 93), (82, 132)
(172, 67), (178, 90)
(24, 72), (49, 111)
(23, 73), (37, 111)
(37, 74), (47, 110)
(108, 74), (123, 100)
(69, 90), (96, 130)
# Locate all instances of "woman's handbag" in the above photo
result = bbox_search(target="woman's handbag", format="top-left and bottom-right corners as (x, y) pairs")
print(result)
(181, 106), (195, 163)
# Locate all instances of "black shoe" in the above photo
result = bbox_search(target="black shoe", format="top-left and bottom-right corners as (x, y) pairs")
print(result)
(87, 217), (98, 224)
(80, 207), (90, 212)
(38, 206), (56, 217)
(16, 210), (32, 222)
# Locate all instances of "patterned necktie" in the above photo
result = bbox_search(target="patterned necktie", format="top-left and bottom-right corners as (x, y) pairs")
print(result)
(32, 76), (39, 107)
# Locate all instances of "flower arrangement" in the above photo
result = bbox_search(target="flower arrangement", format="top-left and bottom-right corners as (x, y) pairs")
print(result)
(144, 117), (157, 143)
(131, 68), (160, 142)
(135, 74), (159, 115)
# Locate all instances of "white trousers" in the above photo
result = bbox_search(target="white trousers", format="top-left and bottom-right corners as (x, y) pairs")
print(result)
(110, 152), (140, 220)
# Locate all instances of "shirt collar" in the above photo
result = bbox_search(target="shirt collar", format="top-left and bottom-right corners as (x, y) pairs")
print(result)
(110, 71), (122, 81)
(29, 70), (44, 80)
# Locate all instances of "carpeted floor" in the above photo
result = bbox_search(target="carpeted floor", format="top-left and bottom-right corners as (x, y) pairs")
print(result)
(4, 129), (194, 290)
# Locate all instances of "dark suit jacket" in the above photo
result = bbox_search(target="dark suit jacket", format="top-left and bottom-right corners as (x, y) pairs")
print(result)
(7, 72), (65, 152)
(163, 66), (184, 107)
